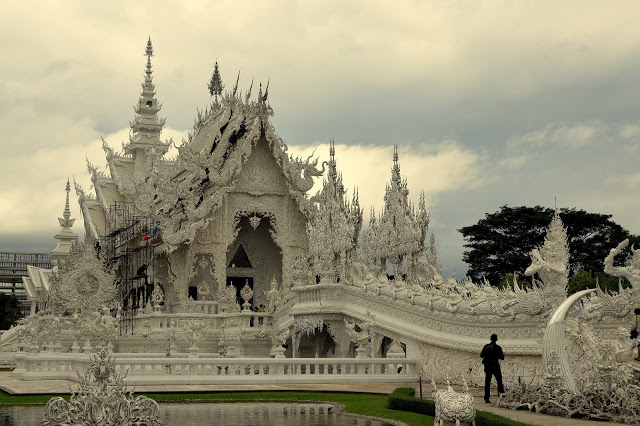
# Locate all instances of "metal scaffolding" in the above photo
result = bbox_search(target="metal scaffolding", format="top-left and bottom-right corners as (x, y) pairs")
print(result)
(99, 201), (156, 335)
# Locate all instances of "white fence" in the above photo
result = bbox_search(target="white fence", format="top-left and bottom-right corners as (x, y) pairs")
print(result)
(13, 352), (417, 385)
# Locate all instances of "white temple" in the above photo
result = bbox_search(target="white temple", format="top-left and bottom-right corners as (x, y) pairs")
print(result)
(5, 40), (639, 404)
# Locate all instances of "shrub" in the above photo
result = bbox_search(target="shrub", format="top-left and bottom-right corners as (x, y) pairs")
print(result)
(387, 387), (529, 426)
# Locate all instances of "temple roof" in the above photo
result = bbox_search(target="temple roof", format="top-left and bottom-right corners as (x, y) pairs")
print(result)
(77, 44), (326, 248)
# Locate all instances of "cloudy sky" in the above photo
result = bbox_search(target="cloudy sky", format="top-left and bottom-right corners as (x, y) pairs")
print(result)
(1, 1), (640, 279)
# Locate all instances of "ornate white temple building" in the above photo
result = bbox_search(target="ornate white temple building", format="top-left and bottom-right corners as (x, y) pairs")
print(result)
(5, 40), (638, 401)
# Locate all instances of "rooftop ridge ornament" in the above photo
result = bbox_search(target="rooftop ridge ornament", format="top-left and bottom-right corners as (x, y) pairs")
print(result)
(42, 346), (162, 425)
(208, 60), (223, 99)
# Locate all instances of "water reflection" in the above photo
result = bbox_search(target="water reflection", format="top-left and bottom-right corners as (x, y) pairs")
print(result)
(0, 402), (392, 425)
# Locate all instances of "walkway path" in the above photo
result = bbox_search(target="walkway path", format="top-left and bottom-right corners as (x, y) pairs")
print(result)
(0, 372), (627, 426)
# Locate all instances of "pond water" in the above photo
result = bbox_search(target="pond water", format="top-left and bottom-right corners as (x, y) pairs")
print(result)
(0, 402), (393, 425)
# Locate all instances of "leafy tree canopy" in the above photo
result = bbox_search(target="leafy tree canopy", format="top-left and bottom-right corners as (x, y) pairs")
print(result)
(0, 293), (23, 329)
(459, 205), (639, 286)
(567, 270), (629, 295)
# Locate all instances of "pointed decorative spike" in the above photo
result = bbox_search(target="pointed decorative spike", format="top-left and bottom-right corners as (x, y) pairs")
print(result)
(145, 37), (153, 57)
(208, 60), (224, 97)
(246, 78), (254, 103)
(263, 79), (269, 102)
(233, 70), (240, 97)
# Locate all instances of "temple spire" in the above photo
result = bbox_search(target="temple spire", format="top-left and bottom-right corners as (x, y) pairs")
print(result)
(59, 179), (75, 229)
(125, 37), (167, 156)
(50, 179), (79, 270)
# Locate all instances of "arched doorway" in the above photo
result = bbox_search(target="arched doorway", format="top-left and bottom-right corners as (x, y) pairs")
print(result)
(226, 215), (282, 307)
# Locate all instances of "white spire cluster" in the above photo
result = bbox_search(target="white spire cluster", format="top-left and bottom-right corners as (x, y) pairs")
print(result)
(365, 146), (429, 276)
(307, 140), (362, 280)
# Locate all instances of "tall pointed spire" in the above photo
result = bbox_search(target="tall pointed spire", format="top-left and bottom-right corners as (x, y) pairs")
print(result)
(208, 61), (223, 99)
(50, 179), (79, 270)
(58, 179), (75, 229)
(125, 37), (167, 156)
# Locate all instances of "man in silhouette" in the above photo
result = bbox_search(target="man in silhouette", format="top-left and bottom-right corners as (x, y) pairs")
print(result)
(480, 333), (504, 403)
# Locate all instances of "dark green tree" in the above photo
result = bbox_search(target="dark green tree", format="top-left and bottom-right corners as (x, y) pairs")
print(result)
(0, 294), (23, 329)
(459, 205), (639, 285)
(567, 270), (629, 295)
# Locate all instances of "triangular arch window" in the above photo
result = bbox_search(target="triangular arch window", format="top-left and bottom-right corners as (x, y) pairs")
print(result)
(228, 244), (252, 268)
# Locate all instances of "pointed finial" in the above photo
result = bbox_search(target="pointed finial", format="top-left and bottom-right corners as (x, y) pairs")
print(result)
(330, 138), (335, 160)
(145, 37), (153, 58)
(58, 178), (76, 229)
(393, 145), (398, 165)
(208, 60), (223, 98)
(63, 179), (71, 219)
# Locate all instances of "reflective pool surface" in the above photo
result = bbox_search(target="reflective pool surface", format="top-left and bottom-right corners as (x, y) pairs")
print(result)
(0, 402), (392, 425)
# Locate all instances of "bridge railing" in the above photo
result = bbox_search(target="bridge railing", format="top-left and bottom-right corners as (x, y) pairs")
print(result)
(13, 351), (417, 385)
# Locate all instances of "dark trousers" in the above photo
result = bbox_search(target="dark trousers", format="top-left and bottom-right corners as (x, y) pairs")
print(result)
(484, 366), (504, 400)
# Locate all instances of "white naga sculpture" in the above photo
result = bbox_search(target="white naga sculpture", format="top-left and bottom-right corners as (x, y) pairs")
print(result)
(42, 346), (161, 425)
(431, 379), (475, 426)
(604, 239), (640, 296)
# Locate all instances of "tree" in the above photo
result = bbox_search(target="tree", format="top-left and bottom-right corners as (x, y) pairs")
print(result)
(567, 270), (629, 295)
(0, 293), (23, 329)
(459, 205), (639, 286)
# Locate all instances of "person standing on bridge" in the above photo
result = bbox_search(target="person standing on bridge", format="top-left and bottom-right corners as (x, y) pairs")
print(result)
(480, 333), (504, 403)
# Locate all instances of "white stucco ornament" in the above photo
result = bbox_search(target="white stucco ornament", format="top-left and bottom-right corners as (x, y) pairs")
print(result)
(432, 379), (475, 426)
(47, 240), (116, 314)
(42, 346), (161, 425)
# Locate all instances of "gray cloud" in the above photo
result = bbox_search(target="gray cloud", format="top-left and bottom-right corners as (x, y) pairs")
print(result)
(2, 2), (640, 280)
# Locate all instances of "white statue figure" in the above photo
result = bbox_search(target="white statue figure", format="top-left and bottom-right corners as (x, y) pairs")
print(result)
(604, 239), (640, 296)
(219, 284), (239, 313)
(181, 319), (206, 349)
(614, 326), (636, 363)
(344, 319), (372, 358)
(523, 211), (569, 311)
(151, 284), (165, 309)
(265, 277), (281, 312)
(240, 281), (254, 310)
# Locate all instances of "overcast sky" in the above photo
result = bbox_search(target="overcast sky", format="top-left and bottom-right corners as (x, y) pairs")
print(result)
(2, 1), (640, 280)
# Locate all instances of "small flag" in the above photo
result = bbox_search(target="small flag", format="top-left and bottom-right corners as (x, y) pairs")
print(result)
(140, 234), (150, 245)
